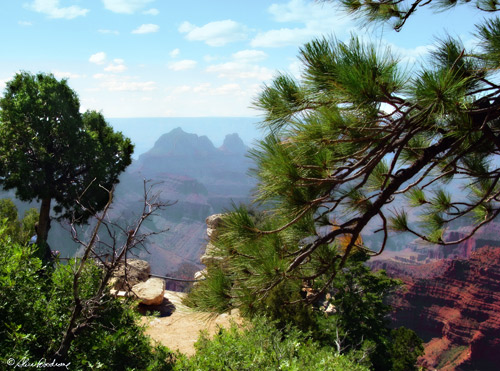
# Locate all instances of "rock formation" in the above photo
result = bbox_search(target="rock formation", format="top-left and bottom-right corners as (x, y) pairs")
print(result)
(193, 213), (225, 281)
(200, 214), (224, 266)
(132, 277), (166, 306)
(109, 259), (151, 290)
(109, 259), (166, 308)
(375, 247), (500, 370)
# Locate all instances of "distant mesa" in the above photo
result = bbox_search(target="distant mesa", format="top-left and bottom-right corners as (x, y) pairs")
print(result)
(220, 133), (247, 154)
(140, 127), (248, 159)
(145, 127), (217, 157)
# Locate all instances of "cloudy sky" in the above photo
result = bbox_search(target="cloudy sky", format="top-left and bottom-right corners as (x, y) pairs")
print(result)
(0, 0), (491, 118)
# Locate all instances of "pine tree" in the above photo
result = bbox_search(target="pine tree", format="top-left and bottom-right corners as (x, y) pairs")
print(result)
(191, 2), (500, 304)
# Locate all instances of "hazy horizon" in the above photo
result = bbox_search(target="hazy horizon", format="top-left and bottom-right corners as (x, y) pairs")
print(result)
(108, 116), (264, 158)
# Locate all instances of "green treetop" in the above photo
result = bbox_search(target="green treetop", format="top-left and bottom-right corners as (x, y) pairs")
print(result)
(0, 72), (133, 260)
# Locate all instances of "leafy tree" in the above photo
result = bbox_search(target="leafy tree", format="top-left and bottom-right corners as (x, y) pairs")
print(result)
(0, 72), (133, 261)
(187, 217), (419, 369)
(188, 3), (495, 369)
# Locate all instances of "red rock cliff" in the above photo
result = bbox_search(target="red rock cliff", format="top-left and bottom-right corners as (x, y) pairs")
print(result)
(378, 247), (500, 370)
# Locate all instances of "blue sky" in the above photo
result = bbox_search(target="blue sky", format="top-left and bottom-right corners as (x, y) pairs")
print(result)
(0, 0), (492, 118)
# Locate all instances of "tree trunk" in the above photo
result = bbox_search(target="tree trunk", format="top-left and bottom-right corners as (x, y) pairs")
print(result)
(37, 197), (52, 263)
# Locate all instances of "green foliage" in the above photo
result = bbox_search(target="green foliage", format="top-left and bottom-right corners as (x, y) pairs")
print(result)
(187, 211), (421, 370)
(0, 199), (39, 245)
(0, 72), (133, 251)
(0, 199), (21, 242)
(231, 2), (500, 296)
(389, 327), (424, 371)
(329, 0), (499, 31)
(175, 317), (369, 371)
(0, 222), (174, 370)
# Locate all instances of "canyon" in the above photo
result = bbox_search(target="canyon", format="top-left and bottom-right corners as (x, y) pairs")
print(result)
(370, 223), (500, 370)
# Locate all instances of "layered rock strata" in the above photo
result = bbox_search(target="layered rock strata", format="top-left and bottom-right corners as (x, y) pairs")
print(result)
(376, 247), (500, 370)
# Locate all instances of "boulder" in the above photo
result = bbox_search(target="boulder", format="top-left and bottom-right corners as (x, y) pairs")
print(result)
(206, 214), (223, 230)
(132, 277), (165, 306)
(110, 259), (151, 290)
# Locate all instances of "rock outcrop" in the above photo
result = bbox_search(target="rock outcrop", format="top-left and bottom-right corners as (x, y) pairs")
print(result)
(109, 259), (151, 290)
(132, 277), (166, 306)
(376, 247), (500, 370)
(200, 214), (224, 266)
(194, 213), (225, 281)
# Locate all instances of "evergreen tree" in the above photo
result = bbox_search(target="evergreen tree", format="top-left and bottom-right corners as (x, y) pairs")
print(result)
(0, 72), (133, 261)
(198, 3), (500, 298)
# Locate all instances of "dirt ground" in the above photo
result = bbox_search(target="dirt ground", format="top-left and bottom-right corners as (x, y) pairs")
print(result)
(140, 290), (242, 356)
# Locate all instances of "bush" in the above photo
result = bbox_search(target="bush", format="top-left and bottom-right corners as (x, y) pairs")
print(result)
(0, 220), (174, 370)
(175, 317), (369, 371)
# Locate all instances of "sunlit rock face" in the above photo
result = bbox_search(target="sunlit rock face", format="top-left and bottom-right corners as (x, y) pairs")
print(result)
(373, 246), (500, 370)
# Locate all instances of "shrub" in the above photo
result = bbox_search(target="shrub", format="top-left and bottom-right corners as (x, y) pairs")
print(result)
(175, 317), (369, 371)
(0, 221), (174, 370)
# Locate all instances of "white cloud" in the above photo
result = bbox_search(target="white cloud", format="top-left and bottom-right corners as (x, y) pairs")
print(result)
(89, 52), (107, 65)
(288, 60), (303, 79)
(232, 49), (268, 63)
(168, 59), (197, 71)
(25, 0), (89, 19)
(193, 83), (211, 93)
(251, 28), (314, 48)
(102, 0), (154, 14)
(212, 83), (243, 96)
(143, 8), (159, 15)
(206, 62), (273, 80)
(251, 0), (350, 48)
(178, 21), (195, 33)
(171, 85), (192, 94)
(391, 44), (432, 65)
(132, 23), (159, 34)
(0, 79), (8, 91)
(52, 70), (84, 79)
(104, 60), (127, 73)
(18, 21), (33, 26)
(169, 48), (180, 58)
(93, 74), (157, 91)
(98, 29), (119, 35)
(179, 20), (249, 47)
(203, 54), (218, 62)
(268, 0), (332, 23)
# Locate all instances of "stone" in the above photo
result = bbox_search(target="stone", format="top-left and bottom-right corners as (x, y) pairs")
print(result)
(132, 277), (165, 306)
(207, 227), (217, 240)
(110, 259), (151, 290)
(206, 214), (223, 230)
(194, 269), (207, 281)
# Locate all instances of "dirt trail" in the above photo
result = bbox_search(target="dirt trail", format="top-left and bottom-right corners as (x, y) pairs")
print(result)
(140, 290), (242, 356)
